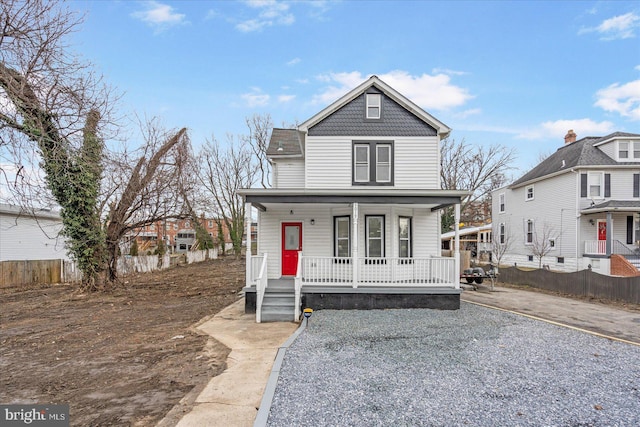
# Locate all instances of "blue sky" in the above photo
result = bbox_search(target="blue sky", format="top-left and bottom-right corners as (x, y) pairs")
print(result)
(71, 0), (640, 178)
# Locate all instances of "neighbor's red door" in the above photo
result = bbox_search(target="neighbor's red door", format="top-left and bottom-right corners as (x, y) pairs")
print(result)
(282, 222), (302, 276)
(597, 220), (607, 254)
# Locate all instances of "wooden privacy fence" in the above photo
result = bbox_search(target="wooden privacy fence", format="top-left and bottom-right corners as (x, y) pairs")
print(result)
(0, 248), (219, 287)
(497, 266), (640, 305)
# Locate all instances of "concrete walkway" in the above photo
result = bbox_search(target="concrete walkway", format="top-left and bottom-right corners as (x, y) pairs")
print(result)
(173, 300), (298, 427)
(461, 285), (640, 345)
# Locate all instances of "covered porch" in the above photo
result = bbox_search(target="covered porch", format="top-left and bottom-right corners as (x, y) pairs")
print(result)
(239, 188), (468, 322)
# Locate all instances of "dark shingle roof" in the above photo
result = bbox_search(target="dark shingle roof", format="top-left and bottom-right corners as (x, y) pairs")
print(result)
(510, 132), (640, 188)
(267, 128), (305, 157)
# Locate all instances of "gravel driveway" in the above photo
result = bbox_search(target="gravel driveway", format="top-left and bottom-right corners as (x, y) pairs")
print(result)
(267, 302), (640, 426)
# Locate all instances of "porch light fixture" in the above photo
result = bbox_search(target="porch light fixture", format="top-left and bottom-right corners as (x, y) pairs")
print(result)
(310, 219), (315, 225)
(290, 210), (294, 215)
(277, 141), (284, 152)
(589, 219), (595, 226)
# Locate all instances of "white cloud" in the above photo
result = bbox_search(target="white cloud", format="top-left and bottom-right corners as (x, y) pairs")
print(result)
(287, 57), (301, 66)
(131, 1), (187, 31)
(431, 68), (469, 76)
(455, 108), (482, 119)
(579, 12), (640, 40)
(594, 79), (640, 120)
(517, 119), (615, 140)
(236, 0), (294, 32)
(635, 65), (640, 71)
(278, 94), (296, 103)
(241, 87), (270, 107)
(312, 70), (473, 111)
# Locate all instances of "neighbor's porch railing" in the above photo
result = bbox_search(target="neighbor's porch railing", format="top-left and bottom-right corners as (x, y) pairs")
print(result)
(301, 256), (456, 287)
(254, 253), (268, 323)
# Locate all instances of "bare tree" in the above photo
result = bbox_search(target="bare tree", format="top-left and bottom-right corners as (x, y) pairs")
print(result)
(440, 137), (515, 231)
(199, 135), (257, 257)
(244, 113), (273, 189)
(492, 222), (513, 268)
(531, 221), (556, 269)
(102, 121), (190, 283)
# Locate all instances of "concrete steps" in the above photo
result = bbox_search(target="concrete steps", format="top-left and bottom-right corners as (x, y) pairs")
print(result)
(260, 280), (296, 322)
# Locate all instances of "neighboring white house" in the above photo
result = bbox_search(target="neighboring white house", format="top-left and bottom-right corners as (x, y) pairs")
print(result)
(0, 203), (69, 261)
(239, 76), (469, 322)
(492, 130), (640, 276)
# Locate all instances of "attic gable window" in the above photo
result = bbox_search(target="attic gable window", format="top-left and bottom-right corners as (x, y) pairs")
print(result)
(366, 93), (381, 119)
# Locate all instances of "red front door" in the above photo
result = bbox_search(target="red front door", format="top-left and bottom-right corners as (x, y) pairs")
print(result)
(597, 220), (606, 253)
(282, 222), (302, 276)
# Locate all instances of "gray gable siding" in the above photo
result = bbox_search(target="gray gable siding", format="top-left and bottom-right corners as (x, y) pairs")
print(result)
(308, 91), (438, 137)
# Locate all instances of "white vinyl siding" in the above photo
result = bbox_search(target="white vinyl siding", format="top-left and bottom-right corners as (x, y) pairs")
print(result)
(305, 136), (439, 188)
(0, 210), (69, 261)
(273, 160), (305, 188)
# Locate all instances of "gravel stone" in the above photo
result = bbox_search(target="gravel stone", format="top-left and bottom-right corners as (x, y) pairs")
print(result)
(267, 302), (640, 426)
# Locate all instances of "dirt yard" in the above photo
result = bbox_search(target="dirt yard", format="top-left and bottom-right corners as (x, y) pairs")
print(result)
(0, 257), (246, 426)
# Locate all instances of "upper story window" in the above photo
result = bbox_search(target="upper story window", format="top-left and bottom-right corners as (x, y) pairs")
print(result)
(525, 185), (534, 201)
(498, 193), (505, 213)
(634, 174), (639, 198)
(617, 140), (640, 161)
(525, 219), (534, 244)
(353, 141), (393, 185)
(366, 93), (381, 119)
(499, 223), (505, 244)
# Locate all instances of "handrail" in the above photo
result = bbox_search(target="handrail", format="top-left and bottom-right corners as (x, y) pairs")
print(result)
(255, 253), (268, 323)
(294, 252), (303, 321)
(612, 240), (640, 258)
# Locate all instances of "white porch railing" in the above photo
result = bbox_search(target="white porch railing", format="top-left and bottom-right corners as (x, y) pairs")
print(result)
(301, 256), (456, 287)
(294, 252), (303, 321)
(249, 255), (265, 286)
(255, 253), (268, 323)
(584, 240), (606, 255)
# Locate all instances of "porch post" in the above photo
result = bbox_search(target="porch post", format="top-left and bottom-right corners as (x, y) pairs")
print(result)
(245, 202), (252, 287)
(606, 211), (612, 256)
(454, 203), (461, 289)
(352, 202), (359, 288)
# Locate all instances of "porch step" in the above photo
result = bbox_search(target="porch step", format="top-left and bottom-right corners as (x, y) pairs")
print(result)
(260, 288), (295, 322)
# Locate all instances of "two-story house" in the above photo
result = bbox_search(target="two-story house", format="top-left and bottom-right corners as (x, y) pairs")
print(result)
(492, 130), (640, 276)
(239, 76), (468, 322)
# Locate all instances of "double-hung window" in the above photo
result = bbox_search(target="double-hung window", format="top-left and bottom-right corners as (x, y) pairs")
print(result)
(619, 141), (629, 159)
(398, 217), (412, 258)
(525, 185), (534, 201)
(634, 141), (640, 159)
(353, 141), (393, 185)
(366, 215), (385, 258)
(525, 219), (534, 244)
(499, 223), (505, 244)
(498, 193), (505, 213)
(366, 93), (381, 119)
(334, 216), (350, 258)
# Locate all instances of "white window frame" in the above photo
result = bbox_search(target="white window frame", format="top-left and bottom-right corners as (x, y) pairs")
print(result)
(525, 185), (534, 201)
(588, 172), (604, 198)
(499, 222), (505, 244)
(525, 219), (534, 245)
(365, 215), (385, 258)
(634, 141), (640, 160)
(499, 193), (505, 213)
(366, 93), (381, 119)
(619, 141), (629, 159)
(354, 145), (370, 183)
(376, 144), (391, 183)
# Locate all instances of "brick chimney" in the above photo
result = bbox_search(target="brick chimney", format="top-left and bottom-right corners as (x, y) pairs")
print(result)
(564, 129), (577, 145)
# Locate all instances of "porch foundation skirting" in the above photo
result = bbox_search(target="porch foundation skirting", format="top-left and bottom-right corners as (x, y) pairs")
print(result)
(243, 286), (460, 314)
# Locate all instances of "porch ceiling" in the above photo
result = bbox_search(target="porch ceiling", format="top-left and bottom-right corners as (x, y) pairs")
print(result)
(238, 188), (469, 212)
(581, 200), (640, 214)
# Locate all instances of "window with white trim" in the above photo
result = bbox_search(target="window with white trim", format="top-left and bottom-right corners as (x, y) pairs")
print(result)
(366, 93), (381, 119)
(525, 219), (534, 244)
(499, 223), (505, 244)
(353, 142), (393, 185)
(634, 141), (640, 159)
(398, 217), (412, 258)
(334, 216), (350, 258)
(619, 141), (629, 159)
(525, 185), (534, 201)
(366, 215), (385, 257)
(588, 172), (603, 198)
(499, 193), (505, 213)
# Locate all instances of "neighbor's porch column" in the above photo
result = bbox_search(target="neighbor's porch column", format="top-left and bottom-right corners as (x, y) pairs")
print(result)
(606, 211), (612, 256)
(352, 202), (359, 288)
(245, 202), (252, 287)
(454, 203), (461, 289)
